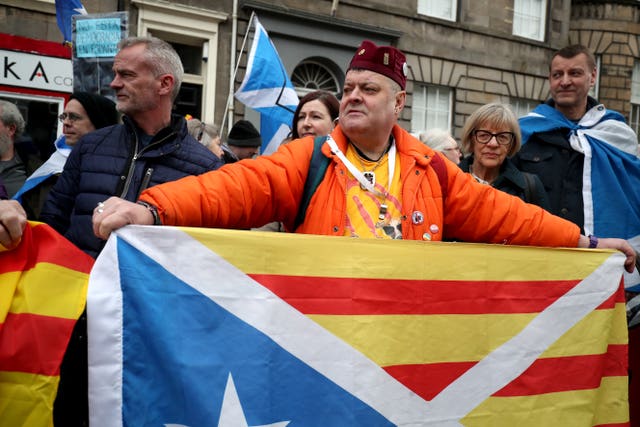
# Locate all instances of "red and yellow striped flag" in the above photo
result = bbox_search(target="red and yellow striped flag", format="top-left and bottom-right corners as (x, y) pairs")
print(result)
(0, 222), (93, 426)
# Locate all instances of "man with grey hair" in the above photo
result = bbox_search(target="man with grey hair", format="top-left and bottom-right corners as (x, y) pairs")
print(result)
(40, 35), (222, 427)
(0, 100), (29, 197)
(419, 128), (461, 164)
(41, 35), (222, 258)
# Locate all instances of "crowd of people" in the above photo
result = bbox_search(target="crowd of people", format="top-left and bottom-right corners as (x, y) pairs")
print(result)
(0, 35), (639, 426)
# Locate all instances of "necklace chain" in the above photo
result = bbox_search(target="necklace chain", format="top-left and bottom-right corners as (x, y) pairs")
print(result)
(353, 149), (386, 172)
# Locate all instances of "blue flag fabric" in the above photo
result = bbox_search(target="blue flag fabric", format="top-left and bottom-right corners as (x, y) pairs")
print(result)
(235, 17), (299, 155)
(55, 0), (87, 45)
(13, 135), (71, 203)
(520, 103), (640, 290)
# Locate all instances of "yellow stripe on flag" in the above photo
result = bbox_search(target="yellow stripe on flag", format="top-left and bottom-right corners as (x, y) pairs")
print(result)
(310, 306), (624, 366)
(187, 228), (614, 281)
(0, 271), (20, 322)
(462, 376), (628, 427)
(542, 302), (627, 357)
(7, 263), (88, 318)
(0, 371), (58, 427)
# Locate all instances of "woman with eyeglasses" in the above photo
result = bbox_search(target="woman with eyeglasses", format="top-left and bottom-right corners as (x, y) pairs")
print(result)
(459, 103), (550, 208)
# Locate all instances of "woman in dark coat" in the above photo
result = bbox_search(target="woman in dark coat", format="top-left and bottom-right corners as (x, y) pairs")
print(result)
(458, 103), (549, 209)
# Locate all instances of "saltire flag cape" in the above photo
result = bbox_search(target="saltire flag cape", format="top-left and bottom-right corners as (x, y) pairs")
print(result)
(88, 226), (629, 426)
(520, 103), (640, 291)
(234, 16), (299, 155)
(55, 0), (87, 46)
(0, 222), (93, 426)
(13, 135), (72, 204)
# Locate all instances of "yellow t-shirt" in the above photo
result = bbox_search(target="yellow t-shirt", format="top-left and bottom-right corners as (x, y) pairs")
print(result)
(343, 145), (402, 238)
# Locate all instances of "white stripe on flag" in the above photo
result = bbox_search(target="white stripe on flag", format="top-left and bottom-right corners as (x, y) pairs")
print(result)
(87, 236), (124, 427)
(235, 87), (298, 110)
(262, 123), (290, 155)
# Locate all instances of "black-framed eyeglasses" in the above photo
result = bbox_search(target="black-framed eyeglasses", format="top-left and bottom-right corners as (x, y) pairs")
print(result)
(58, 112), (84, 123)
(473, 130), (514, 146)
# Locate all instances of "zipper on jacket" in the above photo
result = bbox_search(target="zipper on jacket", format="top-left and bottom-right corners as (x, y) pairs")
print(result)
(119, 131), (176, 199)
(136, 167), (154, 200)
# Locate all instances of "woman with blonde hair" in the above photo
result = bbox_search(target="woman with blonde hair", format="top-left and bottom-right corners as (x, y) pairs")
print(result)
(459, 103), (549, 208)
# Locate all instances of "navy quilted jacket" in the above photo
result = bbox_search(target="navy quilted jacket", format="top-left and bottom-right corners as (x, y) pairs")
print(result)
(40, 114), (222, 257)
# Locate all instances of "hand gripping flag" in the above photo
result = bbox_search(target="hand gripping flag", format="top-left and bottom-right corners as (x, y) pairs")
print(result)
(55, 0), (88, 46)
(0, 222), (93, 426)
(88, 226), (629, 426)
(234, 17), (299, 155)
(520, 103), (640, 291)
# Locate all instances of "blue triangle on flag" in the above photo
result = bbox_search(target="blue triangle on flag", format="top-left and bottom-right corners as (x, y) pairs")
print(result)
(116, 238), (394, 426)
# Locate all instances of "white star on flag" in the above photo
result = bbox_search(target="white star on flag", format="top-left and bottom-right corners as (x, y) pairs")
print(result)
(164, 373), (290, 427)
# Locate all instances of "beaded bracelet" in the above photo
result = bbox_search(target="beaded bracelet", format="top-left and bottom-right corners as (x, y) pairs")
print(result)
(588, 235), (598, 248)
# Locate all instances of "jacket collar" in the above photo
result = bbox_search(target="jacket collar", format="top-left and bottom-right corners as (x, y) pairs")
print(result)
(461, 155), (526, 189)
(324, 124), (436, 167)
(122, 114), (187, 143)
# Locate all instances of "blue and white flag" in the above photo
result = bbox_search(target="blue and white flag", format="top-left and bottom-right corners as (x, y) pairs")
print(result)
(55, 0), (87, 45)
(520, 103), (640, 290)
(235, 17), (299, 155)
(13, 135), (71, 203)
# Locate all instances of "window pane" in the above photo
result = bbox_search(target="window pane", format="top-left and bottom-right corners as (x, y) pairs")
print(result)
(511, 98), (539, 119)
(412, 86), (427, 132)
(411, 84), (452, 133)
(513, 0), (546, 41)
(417, 0), (457, 21)
(630, 104), (640, 142)
(632, 62), (640, 104)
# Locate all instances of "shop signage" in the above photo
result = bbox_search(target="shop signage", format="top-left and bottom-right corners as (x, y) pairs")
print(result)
(0, 49), (73, 93)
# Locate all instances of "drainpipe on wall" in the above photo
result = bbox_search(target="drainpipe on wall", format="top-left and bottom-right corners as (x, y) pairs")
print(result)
(226, 0), (238, 136)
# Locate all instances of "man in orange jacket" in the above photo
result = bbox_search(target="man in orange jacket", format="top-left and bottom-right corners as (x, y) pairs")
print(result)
(92, 40), (636, 272)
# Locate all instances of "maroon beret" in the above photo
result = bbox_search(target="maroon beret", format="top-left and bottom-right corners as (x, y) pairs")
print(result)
(347, 40), (408, 90)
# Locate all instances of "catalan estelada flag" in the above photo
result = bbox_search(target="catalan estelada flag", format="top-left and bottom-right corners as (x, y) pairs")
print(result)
(88, 226), (629, 426)
(0, 222), (93, 426)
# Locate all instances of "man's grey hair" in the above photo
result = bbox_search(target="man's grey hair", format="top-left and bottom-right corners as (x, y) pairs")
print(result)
(118, 36), (184, 101)
(0, 100), (26, 138)
(419, 128), (455, 152)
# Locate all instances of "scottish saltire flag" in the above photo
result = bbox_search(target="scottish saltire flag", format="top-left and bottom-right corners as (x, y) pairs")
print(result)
(0, 222), (93, 426)
(55, 0), (87, 45)
(520, 103), (640, 290)
(88, 226), (629, 426)
(235, 17), (299, 155)
(13, 135), (71, 203)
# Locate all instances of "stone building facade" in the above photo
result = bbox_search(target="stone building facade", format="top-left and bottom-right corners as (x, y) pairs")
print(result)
(1, 0), (639, 146)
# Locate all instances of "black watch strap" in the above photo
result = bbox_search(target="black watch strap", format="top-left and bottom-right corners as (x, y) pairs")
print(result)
(137, 201), (162, 225)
